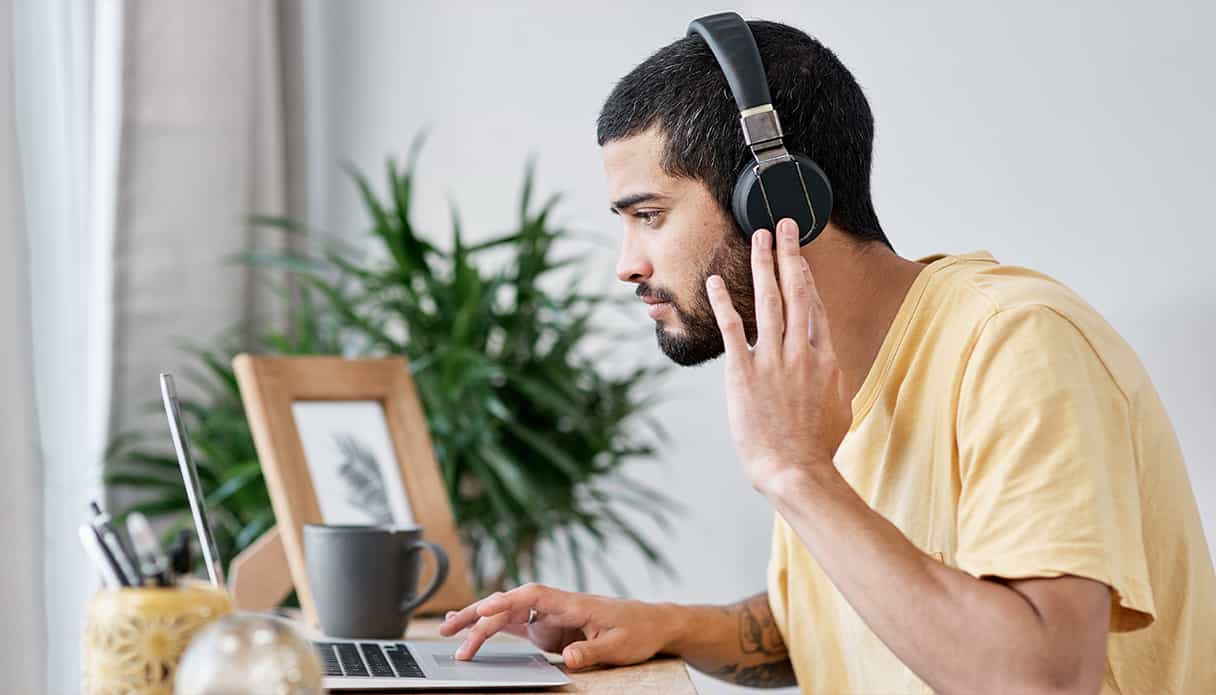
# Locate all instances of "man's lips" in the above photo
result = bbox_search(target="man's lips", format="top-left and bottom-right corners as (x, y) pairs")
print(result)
(637, 289), (673, 320)
(644, 299), (671, 319)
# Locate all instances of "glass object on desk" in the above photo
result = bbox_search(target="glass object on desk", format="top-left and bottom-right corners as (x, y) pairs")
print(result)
(175, 613), (324, 695)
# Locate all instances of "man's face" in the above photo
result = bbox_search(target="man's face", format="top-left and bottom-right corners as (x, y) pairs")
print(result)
(602, 128), (756, 366)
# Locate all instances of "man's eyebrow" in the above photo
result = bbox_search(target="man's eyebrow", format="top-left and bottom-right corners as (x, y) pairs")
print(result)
(609, 192), (669, 215)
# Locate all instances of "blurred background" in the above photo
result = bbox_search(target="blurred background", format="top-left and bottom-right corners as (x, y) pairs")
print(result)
(2, 2), (1213, 694)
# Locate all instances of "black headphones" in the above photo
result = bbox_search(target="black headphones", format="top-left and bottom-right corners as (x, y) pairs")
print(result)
(687, 12), (833, 246)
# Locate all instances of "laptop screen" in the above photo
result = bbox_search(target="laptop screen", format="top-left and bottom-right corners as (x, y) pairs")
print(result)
(160, 373), (225, 587)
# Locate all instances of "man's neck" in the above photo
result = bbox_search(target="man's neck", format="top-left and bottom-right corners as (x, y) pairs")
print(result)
(801, 228), (926, 404)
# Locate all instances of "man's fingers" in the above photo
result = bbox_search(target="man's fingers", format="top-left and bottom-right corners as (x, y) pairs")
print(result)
(562, 631), (628, 671)
(439, 599), (491, 636)
(499, 623), (531, 640)
(478, 583), (575, 621)
(442, 584), (572, 640)
(454, 611), (514, 660)
(750, 228), (783, 348)
(801, 258), (834, 353)
(706, 275), (749, 356)
(775, 218), (810, 347)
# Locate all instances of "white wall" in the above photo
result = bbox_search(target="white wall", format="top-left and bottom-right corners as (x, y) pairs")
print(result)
(307, 2), (1216, 693)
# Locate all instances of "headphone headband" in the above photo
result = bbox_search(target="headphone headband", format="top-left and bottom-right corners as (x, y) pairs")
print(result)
(686, 12), (834, 245)
(689, 13), (788, 166)
(687, 12), (771, 112)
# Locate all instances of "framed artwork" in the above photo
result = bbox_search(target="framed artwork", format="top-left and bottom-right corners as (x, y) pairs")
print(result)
(291, 400), (414, 526)
(233, 355), (476, 625)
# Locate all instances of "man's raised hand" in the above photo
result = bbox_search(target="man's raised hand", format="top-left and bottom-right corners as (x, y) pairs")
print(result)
(704, 217), (852, 495)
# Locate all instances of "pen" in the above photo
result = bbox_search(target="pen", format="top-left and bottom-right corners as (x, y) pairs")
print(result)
(89, 500), (143, 586)
(169, 529), (192, 577)
(126, 512), (172, 587)
(78, 524), (125, 588)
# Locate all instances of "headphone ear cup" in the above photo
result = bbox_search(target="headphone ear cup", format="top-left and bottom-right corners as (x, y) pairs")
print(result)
(731, 164), (760, 239)
(731, 153), (833, 246)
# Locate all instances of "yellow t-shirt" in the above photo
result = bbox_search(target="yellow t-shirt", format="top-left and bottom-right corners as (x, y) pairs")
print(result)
(767, 251), (1216, 694)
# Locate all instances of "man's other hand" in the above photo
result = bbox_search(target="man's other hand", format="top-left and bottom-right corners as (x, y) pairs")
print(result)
(438, 583), (671, 671)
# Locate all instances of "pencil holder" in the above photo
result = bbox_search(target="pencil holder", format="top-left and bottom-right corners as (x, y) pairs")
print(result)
(82, 582), (233, 695)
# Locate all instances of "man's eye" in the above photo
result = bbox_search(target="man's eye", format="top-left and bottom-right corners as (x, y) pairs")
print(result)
(635, 210), (662, 226)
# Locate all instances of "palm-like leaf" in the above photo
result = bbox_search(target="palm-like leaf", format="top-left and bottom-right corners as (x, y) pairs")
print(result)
(105, 144), (678, 594)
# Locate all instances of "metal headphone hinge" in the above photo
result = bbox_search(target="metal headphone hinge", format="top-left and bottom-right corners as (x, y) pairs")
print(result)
(740, 105), (792, 172)
(740, 104), (782, 145)
(753, 145), (793, 171)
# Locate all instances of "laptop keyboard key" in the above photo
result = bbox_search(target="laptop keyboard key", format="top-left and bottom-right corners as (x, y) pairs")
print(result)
(313, 643), (343, 677)
(386, 645), (424, 678)
(335, 642), (369, 677)
(360, 643), (396, 678)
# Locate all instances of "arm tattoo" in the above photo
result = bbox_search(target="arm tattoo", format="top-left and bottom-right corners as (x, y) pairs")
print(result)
(708, 594), (797, 687)
(711, 660), (797, 688)
(739, 593), (786, 657)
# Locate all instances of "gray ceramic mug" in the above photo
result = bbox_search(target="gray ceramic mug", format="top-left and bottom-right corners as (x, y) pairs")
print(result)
(303, 524), (449, 638)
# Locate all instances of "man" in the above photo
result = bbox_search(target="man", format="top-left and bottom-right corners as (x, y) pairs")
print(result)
(440, 18), (1216, 694)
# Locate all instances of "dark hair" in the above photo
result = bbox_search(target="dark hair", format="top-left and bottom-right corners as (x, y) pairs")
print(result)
(597, 20), (889, 247)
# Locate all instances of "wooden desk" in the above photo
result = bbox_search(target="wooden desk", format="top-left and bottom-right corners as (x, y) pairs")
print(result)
(397, 617), (698, 694)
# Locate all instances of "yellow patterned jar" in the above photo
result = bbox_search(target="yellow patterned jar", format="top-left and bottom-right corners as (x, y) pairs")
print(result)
(83, 582), (233, 695)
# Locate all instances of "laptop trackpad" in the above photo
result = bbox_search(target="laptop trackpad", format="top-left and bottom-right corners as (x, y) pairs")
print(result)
(417, 643), (561, 682)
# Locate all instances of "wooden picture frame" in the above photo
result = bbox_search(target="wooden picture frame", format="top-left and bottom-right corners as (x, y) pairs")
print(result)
(233, 355), (476, 626)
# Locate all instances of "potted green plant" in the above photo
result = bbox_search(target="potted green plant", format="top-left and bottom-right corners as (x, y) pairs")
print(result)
(105, 143), (678, 594)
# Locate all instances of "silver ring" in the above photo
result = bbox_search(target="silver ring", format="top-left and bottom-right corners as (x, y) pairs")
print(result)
(527, 608), (539, 625)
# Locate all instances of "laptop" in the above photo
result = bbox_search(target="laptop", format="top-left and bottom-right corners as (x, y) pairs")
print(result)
(161, 372), (571, 690)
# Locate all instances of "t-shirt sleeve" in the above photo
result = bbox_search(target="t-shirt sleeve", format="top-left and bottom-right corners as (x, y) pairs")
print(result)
(956, 305), (1155, 632)
(767, 513), (790, 641)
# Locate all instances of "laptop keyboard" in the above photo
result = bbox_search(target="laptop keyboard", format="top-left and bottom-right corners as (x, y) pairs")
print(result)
(314, 641), (425, 679)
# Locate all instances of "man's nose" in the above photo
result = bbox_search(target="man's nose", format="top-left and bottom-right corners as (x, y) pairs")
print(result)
(615, 230), (652, 283)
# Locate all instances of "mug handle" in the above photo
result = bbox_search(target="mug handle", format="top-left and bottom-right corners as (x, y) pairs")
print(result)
(399, 539), (449, 616)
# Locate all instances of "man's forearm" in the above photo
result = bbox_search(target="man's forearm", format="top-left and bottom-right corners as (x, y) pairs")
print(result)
(763, 467), (1105, 695)
(657, 593), (797, 688)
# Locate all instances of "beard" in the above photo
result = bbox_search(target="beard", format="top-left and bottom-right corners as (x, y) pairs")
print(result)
(639, 232), (757, 366)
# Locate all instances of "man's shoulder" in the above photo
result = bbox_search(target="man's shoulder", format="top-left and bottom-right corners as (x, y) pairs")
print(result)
(924, 251), (1143, 393)
(923, 251), (1088, 316)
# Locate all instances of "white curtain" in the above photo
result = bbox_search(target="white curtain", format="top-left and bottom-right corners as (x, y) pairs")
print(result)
(8, 1), (304, 690)
(1, 0), (45, 691)
(110, 0), (300, 435)
(11, 0), (114, 692)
